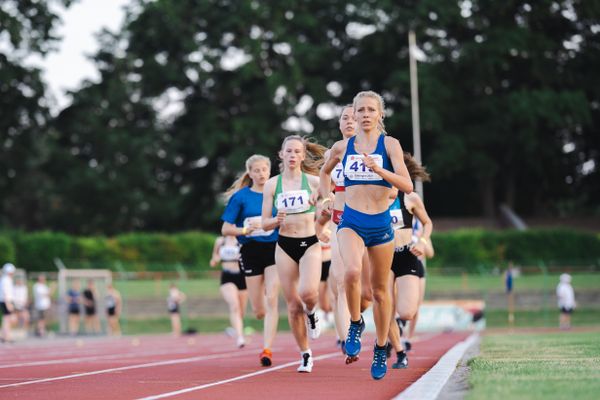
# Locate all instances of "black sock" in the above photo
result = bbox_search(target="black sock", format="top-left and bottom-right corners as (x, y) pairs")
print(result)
(375, 343), (387, 350)
(351, 316), (363, 325)
(396, 351), (405, 358)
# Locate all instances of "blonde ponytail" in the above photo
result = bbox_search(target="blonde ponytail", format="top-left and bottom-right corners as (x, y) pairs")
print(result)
(223, 154), (271, 202)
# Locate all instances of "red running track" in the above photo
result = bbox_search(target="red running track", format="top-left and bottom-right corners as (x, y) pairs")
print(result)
(0, 331), (469, 399)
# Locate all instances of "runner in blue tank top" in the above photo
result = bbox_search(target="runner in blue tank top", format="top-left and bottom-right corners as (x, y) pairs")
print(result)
(220, 154), (280, 367)
(314, 91), (413, 380)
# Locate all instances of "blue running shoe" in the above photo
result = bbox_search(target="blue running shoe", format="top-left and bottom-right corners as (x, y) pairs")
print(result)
(391, 351), (408, 369)
(371, 344), (388, 380)
(345, 317), (365, 357)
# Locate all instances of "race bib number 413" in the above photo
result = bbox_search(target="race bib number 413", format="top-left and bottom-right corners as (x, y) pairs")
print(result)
(276, 190), (310, 214)
(344, 154), (384, 181)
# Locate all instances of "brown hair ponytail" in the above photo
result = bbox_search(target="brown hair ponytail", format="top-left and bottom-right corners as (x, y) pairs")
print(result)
(404, 152), (431, 182)
(279, 135), (327, 176)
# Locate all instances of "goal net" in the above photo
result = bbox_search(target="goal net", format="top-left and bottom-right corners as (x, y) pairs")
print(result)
(57, 265), (113, 335)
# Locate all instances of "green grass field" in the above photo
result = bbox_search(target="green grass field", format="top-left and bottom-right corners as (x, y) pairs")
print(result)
(114, 309), (600, 335)
(467, 331), (600, 400)
(120, 316), (291, 336)
(424, 272), (600, 293)
(113, 272), (600, 299)
(485, 309), (600, 328)
(114, 278), (221, 298)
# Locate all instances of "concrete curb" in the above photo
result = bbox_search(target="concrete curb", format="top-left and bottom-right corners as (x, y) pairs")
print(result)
(391, 332), (479, 400)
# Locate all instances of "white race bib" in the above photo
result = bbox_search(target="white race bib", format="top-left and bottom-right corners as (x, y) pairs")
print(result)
(344, 154), (383, 181)
(276, 190), (310, 214)
(332, 162), (345, 187)
(390, 209), (405, 230)
(243, 216), (274, 237)
(219, 245), (240, 261)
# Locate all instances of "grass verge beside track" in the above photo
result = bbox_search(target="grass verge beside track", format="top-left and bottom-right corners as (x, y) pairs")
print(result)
(484, 308), (600, 328)
(115, 309), (600, 335)
(113, 273), (600, 299)
(467, 331), (600, 400)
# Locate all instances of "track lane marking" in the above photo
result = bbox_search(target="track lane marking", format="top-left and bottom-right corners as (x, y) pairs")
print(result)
(0, 347), (263, 389)
(0, 344), (239, 369)
(136, 351), (341, 400)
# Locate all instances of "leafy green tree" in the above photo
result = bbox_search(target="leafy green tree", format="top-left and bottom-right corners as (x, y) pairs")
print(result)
(0, 0), (75, 229)
(23, 0), (600, 233)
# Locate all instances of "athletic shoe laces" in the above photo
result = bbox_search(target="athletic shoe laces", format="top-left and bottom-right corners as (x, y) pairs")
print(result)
(373, 347), (387, 366)
(308, 313), (318, 329)
(302, 353), (310, 366)
(348, 322), (362, 342)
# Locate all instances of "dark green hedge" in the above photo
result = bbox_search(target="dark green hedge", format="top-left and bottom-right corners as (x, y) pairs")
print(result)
(1, 229), (598, 273)
(0, 235), (15, 264)
(429, 229), (600, 271)
(2, 231), (216, 272)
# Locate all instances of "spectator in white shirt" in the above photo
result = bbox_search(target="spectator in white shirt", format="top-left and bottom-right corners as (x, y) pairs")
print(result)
(13, 277), (29, 331)
(0, 263), (16, 342)
(556, 273), (576, 329)
(33, 274), (53, 337)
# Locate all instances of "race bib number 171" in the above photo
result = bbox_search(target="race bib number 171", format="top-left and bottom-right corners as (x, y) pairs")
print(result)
(276, 190), (311, 214)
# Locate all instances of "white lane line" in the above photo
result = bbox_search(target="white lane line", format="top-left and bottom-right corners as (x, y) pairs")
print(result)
(0, 336), (233, 363)
(136, 351), (341, 400)
(392, 333), (479, 400)
(0, 344), (237, 369)
(0, 348), (261, 389)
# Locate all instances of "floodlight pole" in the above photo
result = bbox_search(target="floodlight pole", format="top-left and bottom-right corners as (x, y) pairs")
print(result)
(409, 29), (423, 200)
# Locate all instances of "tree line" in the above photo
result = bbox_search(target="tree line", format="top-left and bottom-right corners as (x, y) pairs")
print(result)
(1, 0), (599, 235)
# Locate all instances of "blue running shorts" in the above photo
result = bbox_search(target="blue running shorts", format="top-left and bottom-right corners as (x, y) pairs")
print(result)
(337, 205), (394, 248)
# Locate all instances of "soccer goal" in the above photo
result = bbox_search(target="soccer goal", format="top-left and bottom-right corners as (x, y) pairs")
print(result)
(56, 261), (113, 335)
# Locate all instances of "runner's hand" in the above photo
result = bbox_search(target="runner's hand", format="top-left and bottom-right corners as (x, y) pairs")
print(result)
(410, 242), (425, 257)
(362, 153), (382, 174)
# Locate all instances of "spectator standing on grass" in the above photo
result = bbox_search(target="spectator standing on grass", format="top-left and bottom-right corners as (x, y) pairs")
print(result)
(505, 263), (515, 325)
(67, 280), (82, 335)
(0, 263), (16, 342)
(556, 273), (576, 329)
(105, 283), (122, 336)
(83, 280), (100, 334)
(13, 277), (29, 331)
(167, 283), (186, 336)
(33, 274), (52, 337)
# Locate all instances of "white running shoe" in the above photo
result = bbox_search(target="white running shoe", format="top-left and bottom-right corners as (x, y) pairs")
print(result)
(306, 312), (321, 340)
(297, 351), (313, 373)
(224, 326), (235, 338)
(236, 336), (246, 348)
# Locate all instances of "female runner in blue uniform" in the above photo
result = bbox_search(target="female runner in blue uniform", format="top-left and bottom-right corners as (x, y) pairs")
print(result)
(221, 155), (280, 366)
(316, 105), (373, 357)
(262, 135), (326, 373)
(315, 91), (413, 380)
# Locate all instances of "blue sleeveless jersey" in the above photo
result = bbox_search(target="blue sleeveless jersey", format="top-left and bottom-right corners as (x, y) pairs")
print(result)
(342, 134), (393, 188)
